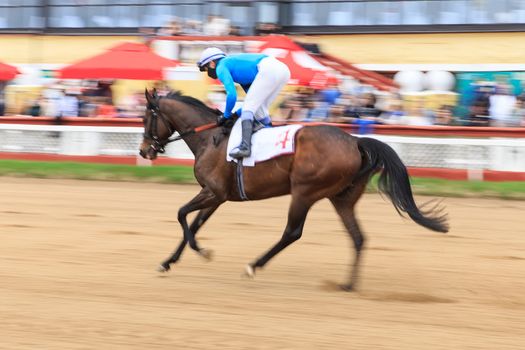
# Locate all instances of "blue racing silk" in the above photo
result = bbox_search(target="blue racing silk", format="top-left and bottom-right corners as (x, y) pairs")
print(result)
(216, 53), (267, 117)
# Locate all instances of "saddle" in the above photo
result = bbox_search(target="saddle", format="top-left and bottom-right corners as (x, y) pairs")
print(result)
(213, 116), (268, 146)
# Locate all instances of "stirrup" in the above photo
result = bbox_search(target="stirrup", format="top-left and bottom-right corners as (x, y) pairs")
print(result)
(229, 144), (251, 159)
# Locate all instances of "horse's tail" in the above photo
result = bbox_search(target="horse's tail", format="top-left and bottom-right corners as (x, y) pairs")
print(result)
(357, 137), (449, 233)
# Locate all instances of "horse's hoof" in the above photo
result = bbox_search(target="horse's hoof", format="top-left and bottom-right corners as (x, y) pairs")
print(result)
(339, 284), (355, 292)
(242, 265), (255, 279)
(157, 264), (170, 273)
(199, 248), (214, 261)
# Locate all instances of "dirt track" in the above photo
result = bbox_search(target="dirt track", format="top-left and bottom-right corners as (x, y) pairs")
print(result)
(1, 178), (524, 349)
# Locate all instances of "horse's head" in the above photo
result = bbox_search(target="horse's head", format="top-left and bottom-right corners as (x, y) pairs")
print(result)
(139, 88), (175, 160)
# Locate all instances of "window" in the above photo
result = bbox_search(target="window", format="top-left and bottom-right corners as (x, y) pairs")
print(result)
(2, 0), (525, 32)
(49, 6), (85, 28)
(0, 3), (43, 29)
(401, 1), (430, 25)
(437, 0), (467, 24)
(291, 2), (317, 26)
(257, 2), (278, 23)
(141, 5), (173, 27)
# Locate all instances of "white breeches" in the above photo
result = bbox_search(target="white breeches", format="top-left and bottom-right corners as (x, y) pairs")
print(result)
(242, 56), (291, 120)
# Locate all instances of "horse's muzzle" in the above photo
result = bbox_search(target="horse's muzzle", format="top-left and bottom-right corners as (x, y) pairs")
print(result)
(139, 144), (158, 160)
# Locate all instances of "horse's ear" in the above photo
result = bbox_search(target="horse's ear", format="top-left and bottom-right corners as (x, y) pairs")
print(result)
(152, 88), (158, 99)
(145, 88), (155, 106)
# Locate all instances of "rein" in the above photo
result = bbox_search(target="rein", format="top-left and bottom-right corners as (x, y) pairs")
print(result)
(144, 105), (217, 153)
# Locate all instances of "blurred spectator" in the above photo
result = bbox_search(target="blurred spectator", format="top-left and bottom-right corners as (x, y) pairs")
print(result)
(41, 84), (64, 117)
(0, 87), (5, 116)
(467, 99), (490, 126)
(94, 80), (114, 104)
(303, 98), (329, 121)
(97, 97), (118, 118)
(403, 96), (433, 125)
(183, 19), (202, 35)
(203, 15), (230, 36)
(510, 94), (525, 127)
(138, 27), (156, 47)
(158, 18), (183, 36)
(25, 95), (43, 117)
(153, 80), (170, 97)
(78, 95), (98, 118)
(489, 84), (516, 127)
(347, 92), (382, 121)
(378, 93), (405, 124)
(255, 22), (281, 36)
(118, 91), (146, 118)
(59, 88), (80, 117)
(278, 96), (306, 121)
(319, 81), (342, 105)
(229, 25), (242, 36)
(327, 103), (354, 123)
(433, 105), (454, 126)
(0, 81), (6, 116)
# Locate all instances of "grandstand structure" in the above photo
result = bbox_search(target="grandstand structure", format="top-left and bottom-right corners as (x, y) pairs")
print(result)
(2, 1), (525, 35)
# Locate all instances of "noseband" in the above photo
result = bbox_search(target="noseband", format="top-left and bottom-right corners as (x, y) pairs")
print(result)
(143, 105), (218, 154)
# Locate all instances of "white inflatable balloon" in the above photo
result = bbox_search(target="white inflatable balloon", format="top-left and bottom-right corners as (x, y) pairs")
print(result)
(394, 70), (425, 92)
(424, 70), (456, 91)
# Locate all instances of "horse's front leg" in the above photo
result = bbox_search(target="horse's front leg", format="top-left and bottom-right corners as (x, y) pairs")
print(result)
(177, 188), (223, 258)
(159, 204), (220, 272)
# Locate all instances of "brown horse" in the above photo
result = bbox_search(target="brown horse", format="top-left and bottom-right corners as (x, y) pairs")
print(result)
(139, 89), (448, 291)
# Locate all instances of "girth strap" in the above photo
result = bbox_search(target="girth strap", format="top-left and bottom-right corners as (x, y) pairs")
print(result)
(236, 159), (249, 201)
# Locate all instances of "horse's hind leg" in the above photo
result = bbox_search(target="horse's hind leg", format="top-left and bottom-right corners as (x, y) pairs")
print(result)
(245, 196), (312, 277)
(329, 181), (368, 291)
(159, 204), (219, 272)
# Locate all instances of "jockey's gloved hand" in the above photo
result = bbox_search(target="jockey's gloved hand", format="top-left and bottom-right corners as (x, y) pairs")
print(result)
(231, 110), (241, 120)
(216, 114), (229, 127)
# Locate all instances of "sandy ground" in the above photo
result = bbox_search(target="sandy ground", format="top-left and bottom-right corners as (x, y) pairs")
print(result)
(1, 178), (524, 350)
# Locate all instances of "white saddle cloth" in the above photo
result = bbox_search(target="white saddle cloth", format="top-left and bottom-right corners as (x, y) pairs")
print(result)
(226, 120), (303, 166)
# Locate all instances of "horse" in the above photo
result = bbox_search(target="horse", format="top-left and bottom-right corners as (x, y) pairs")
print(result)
(139, 89), (449, 291)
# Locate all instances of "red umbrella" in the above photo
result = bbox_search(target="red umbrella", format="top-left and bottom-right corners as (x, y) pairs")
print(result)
(0, 61), (20, 81)
(257, 35), (335, 88)
(59, 42), (180, 80)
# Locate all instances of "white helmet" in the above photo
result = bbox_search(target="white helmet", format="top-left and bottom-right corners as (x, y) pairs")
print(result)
(197, 47), (226, 71)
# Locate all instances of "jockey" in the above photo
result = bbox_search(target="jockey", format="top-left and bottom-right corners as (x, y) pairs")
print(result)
(197, 47), (291, 159)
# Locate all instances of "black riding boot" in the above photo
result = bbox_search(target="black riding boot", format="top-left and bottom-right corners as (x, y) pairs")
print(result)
(229, 119), (253, 159)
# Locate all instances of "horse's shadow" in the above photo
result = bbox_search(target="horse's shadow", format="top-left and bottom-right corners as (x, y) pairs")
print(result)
(320, 280), (455, 303)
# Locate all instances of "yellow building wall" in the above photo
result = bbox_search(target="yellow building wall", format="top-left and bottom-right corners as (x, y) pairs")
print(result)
(301, 32), (525, 64)
(2, 32), (525, 66)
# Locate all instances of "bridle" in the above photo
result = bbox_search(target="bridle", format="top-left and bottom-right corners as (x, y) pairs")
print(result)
(143, 104), (217, 154)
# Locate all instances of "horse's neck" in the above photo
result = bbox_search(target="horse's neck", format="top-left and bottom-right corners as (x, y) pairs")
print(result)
(174, 114), (218, 157)
(164, 100), (217, 156)
(183, 127), (221, 158)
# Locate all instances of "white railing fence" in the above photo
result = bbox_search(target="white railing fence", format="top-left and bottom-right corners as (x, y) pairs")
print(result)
(1, 124), (524, 172)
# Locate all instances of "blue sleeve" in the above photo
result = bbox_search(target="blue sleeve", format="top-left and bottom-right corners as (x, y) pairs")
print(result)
(217, 65), (237, 118)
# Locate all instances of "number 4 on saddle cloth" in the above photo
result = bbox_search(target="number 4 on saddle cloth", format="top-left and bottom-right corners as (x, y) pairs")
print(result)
(226, 119), (303, 166)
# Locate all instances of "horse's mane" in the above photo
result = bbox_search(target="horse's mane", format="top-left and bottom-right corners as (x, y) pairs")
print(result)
(164, 90), (222, 116)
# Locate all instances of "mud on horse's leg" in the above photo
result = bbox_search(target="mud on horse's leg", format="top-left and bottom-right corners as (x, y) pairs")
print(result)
(159, 204), (219, 272)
